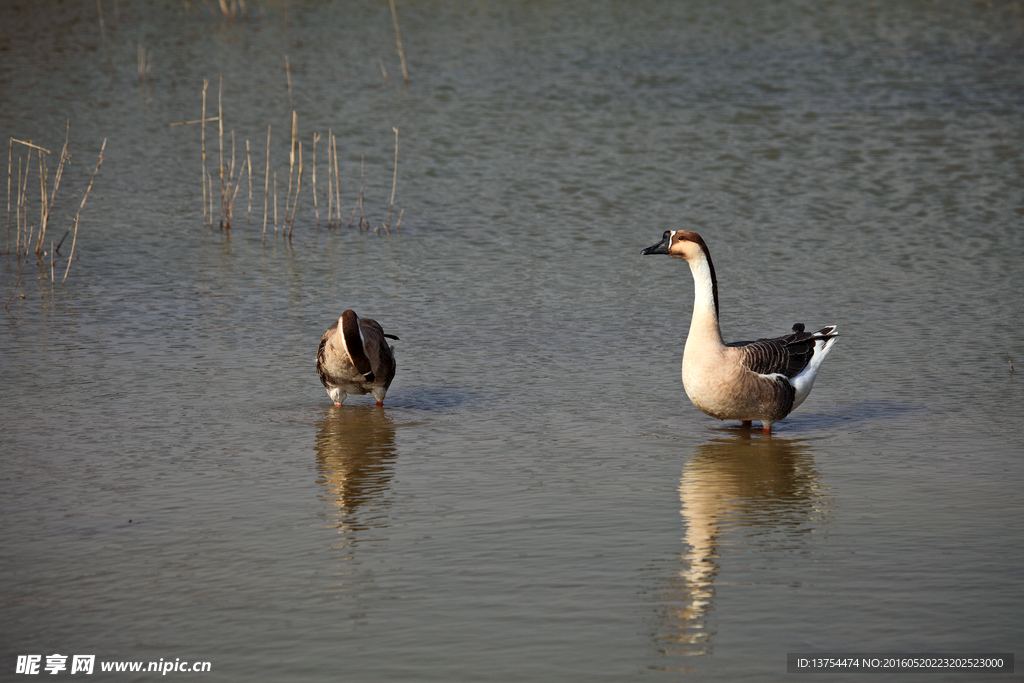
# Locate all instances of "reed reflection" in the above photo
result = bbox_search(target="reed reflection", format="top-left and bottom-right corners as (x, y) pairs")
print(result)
(655, 431), (828, 659)
(314, 406), (398, 535)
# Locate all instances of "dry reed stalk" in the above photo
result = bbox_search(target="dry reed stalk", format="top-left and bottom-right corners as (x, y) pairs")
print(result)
(5, 138), (11, 254)
(229, 158), (243, 225)
(97, 0), (107, 48)
(18, 153), (35, 258)
(395, 208), (404, 229)
(288, 141), (303, 237)
(273, 171), (278, 234)
(39, 149), (48, 241)
(384, 126), (399, 234)
(167, 104), (221, 226)
(332, 132), (340, 227)
(202, 79), (209, 227)
(262, 125), (270, 242)
(62, 138), (106, 284)
(229, 130), (236, 187)
(245, 139), (252, 225)
(168, 116), (219, 127)
(22, 161), (32, 257)
(285, 111), (296, 222)
(326, 129), (333, 226)
(25, 219), (35, 257)
(16, 160), (23, 257)
(137, 44), (152, 82)
(358, 156), (366, 230)
(224, 129), (237, 228)
(388, 0), (409, 86)
(9, 139), (50, 154)
(217, 0), (246, 20)
(285, 55), (293, 106)
(311, 132), (320, 227)
(10, 137), (51, 248)
(37, 123), (70, 256)
(217, 76), (225, 228)
(18, 154), (27, 257)
(15, 157), (23, 257)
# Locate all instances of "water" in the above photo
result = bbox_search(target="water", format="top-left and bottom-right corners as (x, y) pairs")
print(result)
(2, 1), (1023, 681)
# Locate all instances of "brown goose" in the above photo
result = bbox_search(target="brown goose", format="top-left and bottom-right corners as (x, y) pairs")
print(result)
(641, 230), (838, 433)
(317, 310), (398, 406)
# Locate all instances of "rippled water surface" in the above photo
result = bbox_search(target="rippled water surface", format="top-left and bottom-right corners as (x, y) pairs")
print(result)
(2, 1), (1023, 681)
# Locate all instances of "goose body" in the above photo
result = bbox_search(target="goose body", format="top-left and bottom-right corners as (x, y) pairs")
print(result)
(317, 310), (398, 406)
(641, 230), (837, 433)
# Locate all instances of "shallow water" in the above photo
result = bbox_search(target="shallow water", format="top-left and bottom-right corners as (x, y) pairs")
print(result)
(2, 1), (1023, 681)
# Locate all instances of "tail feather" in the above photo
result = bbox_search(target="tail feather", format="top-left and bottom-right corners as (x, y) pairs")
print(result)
(790, 325), (838, 409)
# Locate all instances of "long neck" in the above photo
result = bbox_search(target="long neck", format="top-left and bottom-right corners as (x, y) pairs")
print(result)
(685, 250), (724, 347)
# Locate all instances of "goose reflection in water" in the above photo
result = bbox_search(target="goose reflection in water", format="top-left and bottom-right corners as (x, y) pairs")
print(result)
(314, 406), (399, 535)
(654, 431), (829, 660)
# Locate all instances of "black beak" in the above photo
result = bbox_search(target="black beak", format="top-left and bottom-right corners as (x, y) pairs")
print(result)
(641, 231), (672, 256)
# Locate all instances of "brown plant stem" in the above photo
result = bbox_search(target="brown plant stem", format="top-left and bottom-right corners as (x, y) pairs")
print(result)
(288, 141), (303, 237)
(311, 132), (320, 227)
(326, 129), (333, 226)
(6, 137), (13, 254)
(285, 111), (296, 222)
(218, 75), (225, 228)
(63, 138), (106, 284)
(263, 125), (270, 241)
(37, 122), (70, 256)
(389, 0), (409, 86)
(246, 139), (252, 226)
(201, 79), (209, 227)
(332, 132), (341, 227)
(285, 54), (292, 106)
(384, 126), (399, 234)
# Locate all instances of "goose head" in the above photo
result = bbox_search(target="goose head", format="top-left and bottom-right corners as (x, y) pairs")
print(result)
(641, 229), (721, 320)
(640, 230), (710, 262)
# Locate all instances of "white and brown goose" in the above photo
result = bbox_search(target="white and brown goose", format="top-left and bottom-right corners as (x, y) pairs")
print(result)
(641, 230), (838, 433)
(317, 310), (398, 407)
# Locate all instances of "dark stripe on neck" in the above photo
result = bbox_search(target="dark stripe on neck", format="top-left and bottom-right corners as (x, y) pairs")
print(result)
(341, 310), (374, 381)
(678, 231), (720, 320)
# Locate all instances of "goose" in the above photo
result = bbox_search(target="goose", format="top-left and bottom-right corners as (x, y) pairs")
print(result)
(317, 310), (398, 406)
(641, 230), (837, 433)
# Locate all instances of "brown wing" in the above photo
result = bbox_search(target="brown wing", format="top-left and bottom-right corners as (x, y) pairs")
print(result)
(341, 310), (375, 382)
(359, 318), (397, 389)
(726, 324), (837, 379)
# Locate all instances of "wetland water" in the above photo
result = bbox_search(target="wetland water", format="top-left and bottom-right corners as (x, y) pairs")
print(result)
(1, 1), (1023, 681)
